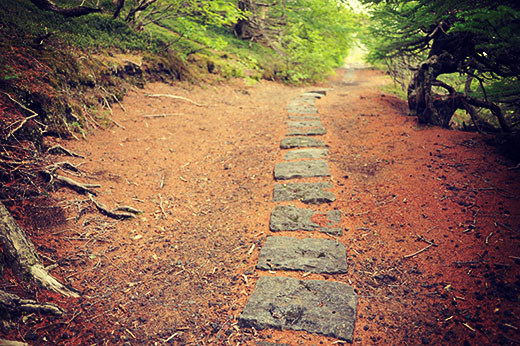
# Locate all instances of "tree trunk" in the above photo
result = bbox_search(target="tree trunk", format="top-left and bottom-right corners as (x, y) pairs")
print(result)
(30, 0), (101, 17)
(0, 202), (79, 297)
(408, 52), (461, 128)
(113, 0), (125, 19)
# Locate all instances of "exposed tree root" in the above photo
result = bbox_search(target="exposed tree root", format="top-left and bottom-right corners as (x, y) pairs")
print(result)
(0, 339), (29, 346)
(0, 289), (64, 315)
(43, 170), (100, 195)
(47, 145), (84, 158)
(88, 194), (142, 219)
(0, 202), (79, 298)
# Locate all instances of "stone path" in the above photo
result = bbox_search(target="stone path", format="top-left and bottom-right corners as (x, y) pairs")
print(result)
(239, 90), (358, 343)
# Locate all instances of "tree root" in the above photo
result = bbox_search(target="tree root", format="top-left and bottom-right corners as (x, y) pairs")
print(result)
(0, 339), (29, 346)
(0, 289), (64, 315)
(43, 170), (100, 195)
(47, 144), (84, 158)
(88, 194), (142, 219)
(0, 202), (79, 298)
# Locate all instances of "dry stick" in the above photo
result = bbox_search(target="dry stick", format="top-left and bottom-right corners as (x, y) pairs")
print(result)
(142, 113), (184, 118)
(158, 194), (167, 219)
(404, 244), (433, 259)
(145, 94), (208, 107)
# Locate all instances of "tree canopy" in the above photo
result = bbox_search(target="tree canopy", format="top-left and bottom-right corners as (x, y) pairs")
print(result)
(363, 0), (520, 132)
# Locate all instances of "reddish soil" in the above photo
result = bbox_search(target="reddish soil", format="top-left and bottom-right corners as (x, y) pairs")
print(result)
(2, 68), (520, 345)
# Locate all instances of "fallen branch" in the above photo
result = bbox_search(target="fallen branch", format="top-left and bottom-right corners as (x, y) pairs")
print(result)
(0, 289), (64, 315)
(145, 94), (208, 107)
(404, 244), (433, 258)
(88, 194), (139, 220)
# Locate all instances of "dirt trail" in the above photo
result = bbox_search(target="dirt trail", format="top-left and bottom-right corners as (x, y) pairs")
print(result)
(6, 68), (520, 345)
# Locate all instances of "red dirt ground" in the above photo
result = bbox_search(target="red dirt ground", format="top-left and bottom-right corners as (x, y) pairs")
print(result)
(2, 68), (520, 345)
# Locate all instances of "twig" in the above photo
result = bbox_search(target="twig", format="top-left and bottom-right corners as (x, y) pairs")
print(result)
(495, 221), (514, 232)
(159, 173), (165, 189)
(508, 162), (520, 171)
(145, 94), (208, 107)
(485, 232), (494, 244)
(111, 118), (125, 129)
(404, 244), (433, 258)
(158, 194), (167, 219)
(142, 113), (184, 118)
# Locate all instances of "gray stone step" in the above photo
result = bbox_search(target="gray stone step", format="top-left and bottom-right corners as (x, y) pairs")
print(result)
(274, 160), (330, 180)
(257, 236), (348, 273)
(280, 137), (326, 149)
(239, 276), (357, 342)
(287, 120), (323, 128)
(308, 90), (327, 96)
(269, 205), (342, 235)
(283, 148), (328, 160)
(287, 127), (327, 136)
(273, 182), (335, 204)
(301, 92), (324, 98)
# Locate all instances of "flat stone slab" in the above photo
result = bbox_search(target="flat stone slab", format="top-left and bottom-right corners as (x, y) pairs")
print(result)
(273, 182), (335, 204)
(301, 92), (324, 98)
(274, 160), (330, 180)
(288, 115), (320, 120)
(257, 236), (348, 273)
(287, 120), (323, 128)
(287, 98), (318, 114)
(287, 127), (327, 136)
(284, 148), (328, 160)
(269, 205), (342, 235)
(239, 276), (357, 342)
(280, 137), (326, 149)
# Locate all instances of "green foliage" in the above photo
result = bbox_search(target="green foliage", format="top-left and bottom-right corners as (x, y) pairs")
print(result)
(362, 0), (520, 131)
(0, 0), (163, 51)
(258, 0), (360, 83)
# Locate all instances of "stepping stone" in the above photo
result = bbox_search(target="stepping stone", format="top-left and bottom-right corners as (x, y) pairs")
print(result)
(284, 148), (328, 160)
(274, 160), (330, 180)
(273, 182), (335, 204)
(280, 137), (326, 149)
(269, 205), (342, 235)
(257, 236), (348, 273)
(239, 276), (357, 342)
(287, 98), (318, 114)
(287, 120), (323, 128)
(288, 115), (320, 120)
(287, 127), (327, 136)
(309, 90), (327, 96)
(301, 92), (324, 98)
